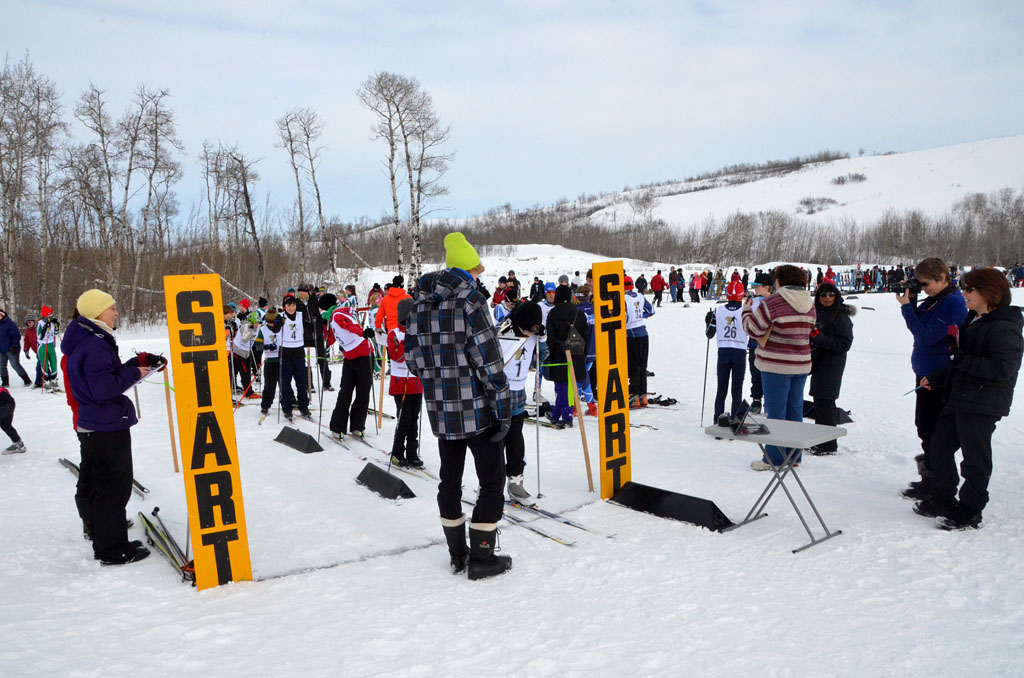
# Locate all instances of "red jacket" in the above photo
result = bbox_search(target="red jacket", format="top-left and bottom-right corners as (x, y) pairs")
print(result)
(60, 355), (80, 429)
(387, 327), (422, 395)
(328, 307), (371, 359)
(23, 326), (38, 355)
(650, 274), (666, 292)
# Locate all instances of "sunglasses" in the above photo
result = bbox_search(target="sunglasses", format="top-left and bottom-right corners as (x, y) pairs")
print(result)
(818, 292), (836, 298)
(960, 284), (976, 294)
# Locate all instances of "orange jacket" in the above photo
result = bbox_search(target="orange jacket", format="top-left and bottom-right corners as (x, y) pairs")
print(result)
(375, 286), (411, 331)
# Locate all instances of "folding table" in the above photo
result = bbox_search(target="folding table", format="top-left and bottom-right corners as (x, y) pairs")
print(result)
(704, 417), (846, 553)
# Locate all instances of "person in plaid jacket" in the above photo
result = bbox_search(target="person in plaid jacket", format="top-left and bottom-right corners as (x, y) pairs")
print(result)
(405, 232), (513, 581)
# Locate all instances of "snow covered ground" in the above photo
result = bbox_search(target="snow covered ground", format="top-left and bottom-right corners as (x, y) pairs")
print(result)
(593, 135), (1024, 229)
(2, 280), (1023, 677)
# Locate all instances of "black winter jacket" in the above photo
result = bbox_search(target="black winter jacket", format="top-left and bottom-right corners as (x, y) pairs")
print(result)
(546, 303), (589, 384)
(927, 305), (1024, 417)
(809, 286), (855, 400)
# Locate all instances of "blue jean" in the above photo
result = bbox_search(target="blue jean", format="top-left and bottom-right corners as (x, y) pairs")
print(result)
(760, 371), (807, 465)
(669, 284), (677, 301)
(714, 348), (746, 420)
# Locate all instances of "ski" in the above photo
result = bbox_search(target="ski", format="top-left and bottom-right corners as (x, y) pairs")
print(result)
(462, 498), (576, 546)
(507, 501), (614, 537)
(139, 511), (195, 583)
(349, 435), (440, 481)
(59, 457), (148, 499)
(367, 407), (396, 420)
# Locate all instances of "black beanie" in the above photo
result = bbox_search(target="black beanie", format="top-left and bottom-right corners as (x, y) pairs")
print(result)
(554, 286), (573, 304)
(511, 301), (542, 333)
(393, 275), (404, 288)
(318, 293), (338, 311)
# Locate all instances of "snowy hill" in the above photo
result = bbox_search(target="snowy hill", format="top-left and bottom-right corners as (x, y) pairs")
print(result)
(2, 271), (1023, 676)
(591, 135), (1024, 229)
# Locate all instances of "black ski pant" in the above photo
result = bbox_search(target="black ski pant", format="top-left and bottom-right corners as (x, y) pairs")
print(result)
(927, 407), (998, 513)
(914, 374), (946, 471)
(279, 349), (309, 415)
(232, 352), (253, 394)
(503, 411), (527, 478)
(315, 336), (331, 388)
(811, 397), (839, 452)
(330, 354), (371, 434)
(78, 429), (133, 557)
(260, 358), (280, 412)
(391, 392), (422, 461)
(714, 348), (746, 420)
(626, 334), (649, 396)
(437, 428), (506, 524)
(748, 347), (763, 401)
(0, 401), (20, 443)
(653, 290), (663, 307)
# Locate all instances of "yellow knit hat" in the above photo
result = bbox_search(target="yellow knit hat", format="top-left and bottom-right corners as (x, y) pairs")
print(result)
(76, 289), (116, 320)
(444, 232), (481, 271)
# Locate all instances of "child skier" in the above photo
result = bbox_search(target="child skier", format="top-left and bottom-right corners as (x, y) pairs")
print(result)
(623, 276), (655, 408)
(22, 314), (39, 387)
(386, 298), (423, 467)
(257, 307), (280, 418)
(0, 386), (25, 454)
(265, 294), (312, 421)
(37, 306), (61, 391)
(498, 301), (543, 505)
(706, 279), (749, 425)
(321, 293), (374, 440)
(231, 311), (261, 398)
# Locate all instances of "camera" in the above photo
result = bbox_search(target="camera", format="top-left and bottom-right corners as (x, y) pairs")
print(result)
(897, 278), (922, 296)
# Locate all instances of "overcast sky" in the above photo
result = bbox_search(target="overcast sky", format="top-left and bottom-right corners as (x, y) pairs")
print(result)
(5, 0), (1023, 222)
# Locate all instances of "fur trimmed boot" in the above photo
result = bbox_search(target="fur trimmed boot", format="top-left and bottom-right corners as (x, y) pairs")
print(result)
(441, 515), (469, 574)
(468, 523), (512, 581)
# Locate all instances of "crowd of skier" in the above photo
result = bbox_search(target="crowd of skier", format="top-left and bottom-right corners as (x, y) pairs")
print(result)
(1, 233), (1021, 574)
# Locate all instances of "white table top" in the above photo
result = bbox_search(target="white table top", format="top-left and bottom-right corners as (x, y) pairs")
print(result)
(704, 417), (847, 448)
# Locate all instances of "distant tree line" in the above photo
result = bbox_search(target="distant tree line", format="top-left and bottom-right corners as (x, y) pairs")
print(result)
(0, 55), (449, 322)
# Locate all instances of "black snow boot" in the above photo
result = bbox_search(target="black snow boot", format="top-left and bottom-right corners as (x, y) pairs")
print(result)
(468, 524), (512, 581)
(441, 516), (469, 574)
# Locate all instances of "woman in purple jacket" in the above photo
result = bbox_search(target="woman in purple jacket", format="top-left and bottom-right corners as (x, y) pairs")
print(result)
(61, 289), (164, 565)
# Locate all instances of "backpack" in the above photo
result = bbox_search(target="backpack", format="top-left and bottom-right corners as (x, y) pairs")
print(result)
(564, 310), (586, 356)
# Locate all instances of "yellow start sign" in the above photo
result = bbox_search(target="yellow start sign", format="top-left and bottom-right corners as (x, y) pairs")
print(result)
(592, 261), (632, 499)
(164, 274), (252, 590)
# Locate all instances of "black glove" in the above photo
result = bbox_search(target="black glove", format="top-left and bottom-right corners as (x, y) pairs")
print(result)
(490, 418), (511, 442)
(266, 343), (278, 352)
(362, 328), (375, 339)
(24, 351), (30, 359)
(137, 351), (168, 372)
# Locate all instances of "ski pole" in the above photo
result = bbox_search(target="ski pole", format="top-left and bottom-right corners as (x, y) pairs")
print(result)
(369, 352), (379, 436)
(700, 336), (710, 426)
(133, 384), (141, 419)
(535, 340), (542, 498)
(315, 343), (323, 444)
(377, 343), (387, 430)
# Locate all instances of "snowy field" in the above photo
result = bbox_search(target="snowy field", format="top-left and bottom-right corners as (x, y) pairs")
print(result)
(2, 281), (1023, 677)
(593, 135), (1024, 229)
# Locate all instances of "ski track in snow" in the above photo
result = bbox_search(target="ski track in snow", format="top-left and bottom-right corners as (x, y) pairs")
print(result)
(2, 287), (1023, 676)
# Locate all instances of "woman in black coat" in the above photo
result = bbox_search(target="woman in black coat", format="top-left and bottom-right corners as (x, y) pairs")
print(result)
(545, 286), (589, 427)
(913, 268), (1023, 529)
(808, 283), (854, 455)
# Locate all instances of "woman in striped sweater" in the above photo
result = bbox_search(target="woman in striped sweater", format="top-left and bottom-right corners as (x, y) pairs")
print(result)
(742, 265), (817, 470)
